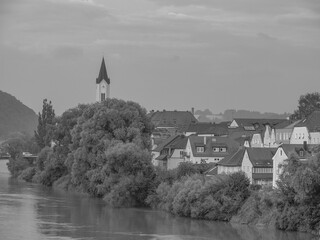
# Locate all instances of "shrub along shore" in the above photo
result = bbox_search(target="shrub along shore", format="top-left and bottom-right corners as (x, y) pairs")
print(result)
(3, 99), (320, 236)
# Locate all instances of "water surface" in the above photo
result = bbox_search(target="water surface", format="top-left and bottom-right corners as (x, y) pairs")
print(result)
(0, 160), (317, 240)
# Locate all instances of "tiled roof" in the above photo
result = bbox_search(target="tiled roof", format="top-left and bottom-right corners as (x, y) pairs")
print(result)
(280, 144), (315, 159)
(96, 57), (110, 84)
(189, 135), (239, 158)
(149, 110), (198, 132)
(246, 148), (276, 167)
(295, 111), (320, 132)
(186, 122), (229, 136)
(155, 154), (167, 161)
(217, 148), (245, 166)
(233, 118), (287, 129)
(153, 135), (179, 152)
(153, 135), (188, 152)
(274, 120), (301, 129)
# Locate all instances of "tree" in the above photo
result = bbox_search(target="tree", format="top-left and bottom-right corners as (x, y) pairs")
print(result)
(34, 99), (55, 148)
(291, 92), (320, 120)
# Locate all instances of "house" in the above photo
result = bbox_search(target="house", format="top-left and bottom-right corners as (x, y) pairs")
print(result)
(185, 135), (239, 164)
(149, 110), (197, 134)
(290, 111), (320, 144)
(228, 118), (286, 148)
(272, 144), (314, 188)
(218, 148), (276, 185)
(274, 120), (301, 144)
(185, 122), (229, 137)
(152, 135), (188, 170)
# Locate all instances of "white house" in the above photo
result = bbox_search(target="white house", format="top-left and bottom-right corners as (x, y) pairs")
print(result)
(272, 144), (314, 188)
(290, 111), (320, 144)
(218, 148), (275, 185)
(185, 135), (239, 164)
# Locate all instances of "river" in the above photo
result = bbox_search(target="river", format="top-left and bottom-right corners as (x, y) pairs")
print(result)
(0, 160), (317, 240)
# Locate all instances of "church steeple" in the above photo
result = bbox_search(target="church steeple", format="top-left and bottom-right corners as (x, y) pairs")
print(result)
(96, 57), (110, 84)
(96, 57), (111, 102)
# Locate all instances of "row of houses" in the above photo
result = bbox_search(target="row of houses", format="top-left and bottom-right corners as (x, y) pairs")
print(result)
(150, 110), (320, 188)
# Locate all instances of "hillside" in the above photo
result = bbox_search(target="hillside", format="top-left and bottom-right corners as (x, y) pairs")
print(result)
(0, 90), (37, 138)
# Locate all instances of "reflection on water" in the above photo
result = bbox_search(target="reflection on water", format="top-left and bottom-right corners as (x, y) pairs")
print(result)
(0, 170), (317, 240)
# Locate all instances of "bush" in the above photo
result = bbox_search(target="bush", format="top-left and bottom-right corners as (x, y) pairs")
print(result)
(19, 167), (36, 182)
(147, 172), (250, 221)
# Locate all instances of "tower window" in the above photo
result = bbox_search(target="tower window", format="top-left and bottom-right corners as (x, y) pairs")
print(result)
(101, 93), (106, 101)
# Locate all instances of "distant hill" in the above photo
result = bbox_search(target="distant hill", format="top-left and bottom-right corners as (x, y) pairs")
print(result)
(0, 90), (37, 138)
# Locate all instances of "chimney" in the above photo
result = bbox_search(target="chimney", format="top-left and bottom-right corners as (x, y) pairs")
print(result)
(303, 141), (308, 151)
(191, 107), (195, 115)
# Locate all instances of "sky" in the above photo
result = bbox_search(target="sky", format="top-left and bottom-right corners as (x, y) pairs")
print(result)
(1, 0), (320, 115)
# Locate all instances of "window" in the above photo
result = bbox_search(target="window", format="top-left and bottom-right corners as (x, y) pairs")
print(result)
(180, 151), (184, 158)
(101, 93), (106, 101)
(197, 147), (205, 153)
(299, 151), (304, 157)
(280, 149), (282, 156)
(213, 147), (219, 152)
(220, 148), (227, 152)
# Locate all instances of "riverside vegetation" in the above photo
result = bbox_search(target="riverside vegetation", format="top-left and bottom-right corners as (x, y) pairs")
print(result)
(2, 98), (320, 235)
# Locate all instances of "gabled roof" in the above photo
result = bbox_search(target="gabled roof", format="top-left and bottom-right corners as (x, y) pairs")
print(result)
(295, 111), (320, 132)
(148, 110), (198, 132)
(217, 148), (245, 166)
(153, 135), (188, 152)
(186, 122), (229, 136)
(279, 144), (315, 160)
(96, 57), (110, 84)
(189, 135), (239, 158)
(233, 118), (287, 129)
(274, 120), (301, 129)
(153, 135), (179, 152)
(246, 148), (276, 167)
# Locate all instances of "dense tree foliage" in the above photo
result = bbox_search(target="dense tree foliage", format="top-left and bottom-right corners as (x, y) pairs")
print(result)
(34, 99), (55, 148)
(147, 172), (250, 221)
(276, 151), (320, 232)
(291, 92), (320, 120)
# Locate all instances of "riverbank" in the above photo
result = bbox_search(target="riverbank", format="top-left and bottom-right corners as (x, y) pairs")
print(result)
(2, 172), (315, 240)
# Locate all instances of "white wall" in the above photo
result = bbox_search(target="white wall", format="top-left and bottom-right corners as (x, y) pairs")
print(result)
(272, 147), (288, 188)
(96, 80), (110, 102)
(310, 132), (320, 144)
(290, 127), (310, 144)
(241, 150), (253, 183)
(251, 134), (263, 148)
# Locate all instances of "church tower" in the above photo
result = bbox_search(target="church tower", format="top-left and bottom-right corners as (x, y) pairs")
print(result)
(96, 57), (110, 102)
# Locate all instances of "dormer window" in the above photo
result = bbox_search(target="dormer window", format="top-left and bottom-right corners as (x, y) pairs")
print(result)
(213, 147), (219, 152)
(299, 150), (304, 157)
(197, 147), (205, 153)
(220, 147), (227, 152)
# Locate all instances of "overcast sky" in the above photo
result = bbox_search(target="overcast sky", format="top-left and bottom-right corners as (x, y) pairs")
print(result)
(1, 0), (320, 115)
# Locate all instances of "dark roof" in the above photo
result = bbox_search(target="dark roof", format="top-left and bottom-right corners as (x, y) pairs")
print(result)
(155, 154), (167, 161)
(149, 111), (198, 132)
(186, 122), (215, 133)
(189, 135), (239, 158)
(233, 118), (287, 129)
(217, 148), (246, 166)
(246, 148), (276, 167)
(274, 120), (301, 129)
(295, 111), (320, 132)
(280, 144), (314, 159)
(96, 57), (110, 84)
(153, 135), (179, 152)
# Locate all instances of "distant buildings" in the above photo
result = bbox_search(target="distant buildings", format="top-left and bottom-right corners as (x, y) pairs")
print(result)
(96, 57), (111, 102)
(150, 109), (320, 187)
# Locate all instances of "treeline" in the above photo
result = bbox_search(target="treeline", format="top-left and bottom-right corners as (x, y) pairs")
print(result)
(2, 98), (320, 235)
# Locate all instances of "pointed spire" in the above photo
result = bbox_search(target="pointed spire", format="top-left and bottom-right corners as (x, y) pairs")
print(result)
(96, 57), (110, 84)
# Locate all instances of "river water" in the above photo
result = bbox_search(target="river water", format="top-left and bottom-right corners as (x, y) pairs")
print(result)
(0, 160), (317, 240)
